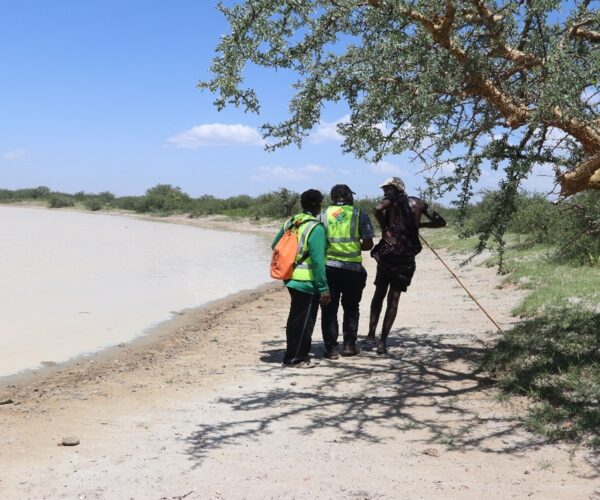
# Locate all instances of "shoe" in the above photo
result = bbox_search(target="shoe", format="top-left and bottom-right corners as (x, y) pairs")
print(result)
(341, 344), (359, 356)
(291, 361), (315, 369)
(324, 348), (340, 360)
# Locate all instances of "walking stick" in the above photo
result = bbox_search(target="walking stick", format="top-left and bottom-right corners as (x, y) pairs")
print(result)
(419, 235), (504, 333)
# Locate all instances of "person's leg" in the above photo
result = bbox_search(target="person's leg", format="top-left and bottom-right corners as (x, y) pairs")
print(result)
(320, 266), (341, 355)
(366, 266), (389, 341)
(284, 288), (317, 365)
(299, 293), (320, 361)
(377, 286), (402, 354)
(341, 269), (367, 351)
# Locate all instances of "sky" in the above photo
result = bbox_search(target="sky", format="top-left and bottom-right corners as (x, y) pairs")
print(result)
(0, 1), (556, 201)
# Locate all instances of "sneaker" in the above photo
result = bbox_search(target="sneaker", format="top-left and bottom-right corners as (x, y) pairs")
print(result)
(324, 348), (340, 360)
(342, 344), (359, 356)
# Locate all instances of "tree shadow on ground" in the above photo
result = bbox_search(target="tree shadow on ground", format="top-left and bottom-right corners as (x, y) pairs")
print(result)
(184, 328), (599, 476)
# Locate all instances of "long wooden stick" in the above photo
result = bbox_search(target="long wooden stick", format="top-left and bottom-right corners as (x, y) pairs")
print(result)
(420, 235), (504, 333)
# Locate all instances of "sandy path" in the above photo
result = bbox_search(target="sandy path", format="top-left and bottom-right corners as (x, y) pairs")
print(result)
(1, 224), (599, 499)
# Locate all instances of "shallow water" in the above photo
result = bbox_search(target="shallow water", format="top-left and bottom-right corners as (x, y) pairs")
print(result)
(0, 206), (272, 377)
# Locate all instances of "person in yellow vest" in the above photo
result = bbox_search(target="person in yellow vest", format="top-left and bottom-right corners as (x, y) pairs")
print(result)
(271, 189), (331, 368)
(319, 184), (374, 358)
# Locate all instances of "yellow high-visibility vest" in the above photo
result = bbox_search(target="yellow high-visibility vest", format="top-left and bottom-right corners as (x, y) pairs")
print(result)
(321, 205), (362, 264)
(281, 212), (320, 281)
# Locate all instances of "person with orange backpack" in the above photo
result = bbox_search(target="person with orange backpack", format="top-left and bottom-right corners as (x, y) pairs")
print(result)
(271, 189), (331, 368)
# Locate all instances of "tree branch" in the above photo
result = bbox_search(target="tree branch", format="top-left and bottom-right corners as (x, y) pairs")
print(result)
(558, 153), (600, 196)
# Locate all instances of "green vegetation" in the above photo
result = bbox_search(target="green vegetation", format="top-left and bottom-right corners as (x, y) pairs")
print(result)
(425, 191), (600, 445)
(0, 184), (382, 221)
(202, 0), (600, 264)
(484, 310), (600, 444)
(0, 184), (305, 219)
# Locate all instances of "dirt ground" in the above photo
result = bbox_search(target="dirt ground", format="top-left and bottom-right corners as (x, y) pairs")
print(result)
(1, 216), (599, 499)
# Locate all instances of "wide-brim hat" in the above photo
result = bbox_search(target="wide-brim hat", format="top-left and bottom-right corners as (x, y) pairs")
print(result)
(379, 176), (405, 192)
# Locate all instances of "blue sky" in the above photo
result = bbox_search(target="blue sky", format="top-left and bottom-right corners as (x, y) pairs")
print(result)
(0, 1), (555, 200)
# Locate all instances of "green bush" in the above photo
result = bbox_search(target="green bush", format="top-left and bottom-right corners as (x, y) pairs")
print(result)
(135, 184), (192, 214)
(84, 198), (104, 211)
(48, 196), (75, 208)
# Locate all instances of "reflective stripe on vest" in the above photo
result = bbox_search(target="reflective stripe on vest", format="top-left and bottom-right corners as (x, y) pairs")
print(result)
(321, 205), (362, 263)
(282, 213), (320, 282)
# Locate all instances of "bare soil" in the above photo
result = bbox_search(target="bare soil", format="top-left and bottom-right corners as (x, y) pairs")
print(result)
(1, 216), (598, 499)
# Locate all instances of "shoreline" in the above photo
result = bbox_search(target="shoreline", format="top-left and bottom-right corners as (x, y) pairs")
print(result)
(0, 206), (281, 392)
(0, 281), (281, 392)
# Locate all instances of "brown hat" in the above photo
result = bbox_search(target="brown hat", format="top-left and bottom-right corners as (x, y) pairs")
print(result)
(379, 176), (405, 192)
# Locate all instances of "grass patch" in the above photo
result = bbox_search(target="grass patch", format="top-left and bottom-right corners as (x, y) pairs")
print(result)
(425, 229), (600, 318)
(483, 309), (600, 441)
(426, 228), (600, 441)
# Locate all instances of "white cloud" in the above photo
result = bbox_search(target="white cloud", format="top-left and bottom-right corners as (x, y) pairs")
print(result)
(3, 148), (27, 160)
(167, 123), (264, 148)
(309, 115), (349, 144)
(371, 161), (402, 174)
(303, 164), (326, 173)
(252, 164), (329, 182)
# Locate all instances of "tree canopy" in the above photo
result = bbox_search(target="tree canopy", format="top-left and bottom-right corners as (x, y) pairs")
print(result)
(201, 0), (600, 205)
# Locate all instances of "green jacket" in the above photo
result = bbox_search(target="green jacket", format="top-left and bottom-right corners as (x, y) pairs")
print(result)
(272, 212), (329, 295)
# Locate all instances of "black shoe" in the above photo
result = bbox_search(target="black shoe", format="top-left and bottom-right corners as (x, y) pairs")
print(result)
(376, 340), (388, 355)
(341, 344), (359, 356)
(324, 348), (340, 360)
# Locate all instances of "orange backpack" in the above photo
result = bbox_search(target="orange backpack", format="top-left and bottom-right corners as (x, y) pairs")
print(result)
(270, 219), (309, 280)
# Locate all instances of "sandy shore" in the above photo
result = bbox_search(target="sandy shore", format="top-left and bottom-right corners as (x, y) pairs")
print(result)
(1, 215), (599, 499)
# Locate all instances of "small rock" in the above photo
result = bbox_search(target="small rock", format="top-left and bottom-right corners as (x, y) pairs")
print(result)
(61, 436), (80, 446)
(290, 382), (297, 386)
(0, 397), (14, 405)
(524, 470), (530, 475)
(423, 448), (440, 457)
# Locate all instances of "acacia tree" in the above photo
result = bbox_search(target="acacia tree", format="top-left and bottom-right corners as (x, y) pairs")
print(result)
(201, 1), (599, 215)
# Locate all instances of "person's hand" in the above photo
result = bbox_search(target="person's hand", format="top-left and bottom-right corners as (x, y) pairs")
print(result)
(319, 292), (331, 305)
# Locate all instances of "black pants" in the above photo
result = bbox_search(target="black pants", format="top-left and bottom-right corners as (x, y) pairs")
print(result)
(320, 266), (367, 350)
(284, 287), (320, 365)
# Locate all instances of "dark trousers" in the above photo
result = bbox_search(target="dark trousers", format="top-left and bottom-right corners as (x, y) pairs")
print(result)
(320, 266), (367, 350)
(284, 287), (320, 365)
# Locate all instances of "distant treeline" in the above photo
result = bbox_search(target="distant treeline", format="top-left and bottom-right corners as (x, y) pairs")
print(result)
(1, 184), (598, 264)
(0, 184), (380, 219)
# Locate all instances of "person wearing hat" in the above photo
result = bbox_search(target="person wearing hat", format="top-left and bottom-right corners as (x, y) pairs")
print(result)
(272, 189), (331, 368)
(318, 184), (374, 358)
(366, 177), (446, 354)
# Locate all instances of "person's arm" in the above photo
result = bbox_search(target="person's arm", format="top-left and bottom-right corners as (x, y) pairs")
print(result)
(419, 203), (447, 228)
(358, 210), (374, 251)
(306, 224), (330, 304)
(373, 199), (391, 233)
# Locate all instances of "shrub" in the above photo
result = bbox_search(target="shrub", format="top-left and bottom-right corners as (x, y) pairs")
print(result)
(48, 196), (75, 208)
(84, 198), (103, 211)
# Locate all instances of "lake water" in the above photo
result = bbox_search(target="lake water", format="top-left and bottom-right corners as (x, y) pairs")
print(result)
(0, 206), (272, 377)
